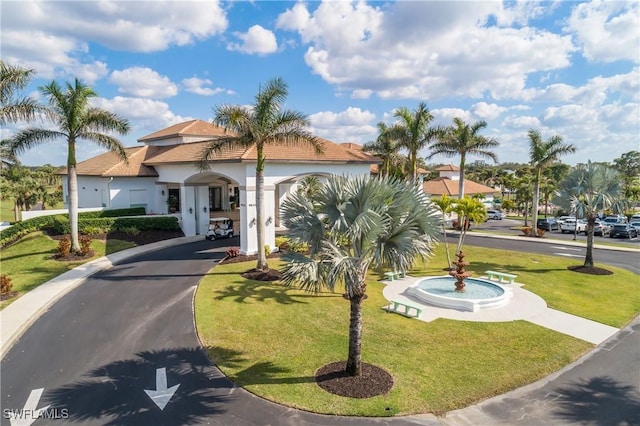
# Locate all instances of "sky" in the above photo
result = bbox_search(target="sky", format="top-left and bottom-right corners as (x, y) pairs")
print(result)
(1, 0), (639, 167)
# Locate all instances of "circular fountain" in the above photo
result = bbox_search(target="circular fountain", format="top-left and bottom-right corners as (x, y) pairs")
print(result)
(408, 276), (512, 312)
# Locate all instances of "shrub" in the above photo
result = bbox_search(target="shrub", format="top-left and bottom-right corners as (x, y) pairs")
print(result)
(287, 238), (309, 254)
(118, 226), (140, 236)
(264, 244), (271, 257)
(225, 247), (241, 258)
(275, 236), (289, 249)
(1, 274), (13, 295)
(57, 237), (71, 257)
(83, 225), (108, 235)
(79, 235), (92, 256)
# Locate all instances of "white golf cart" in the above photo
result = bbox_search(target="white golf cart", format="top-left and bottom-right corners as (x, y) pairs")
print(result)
(205, 217), (234, 240)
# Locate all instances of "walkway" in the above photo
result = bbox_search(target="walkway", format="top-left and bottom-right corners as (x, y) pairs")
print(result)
(382, 275), (620, 345)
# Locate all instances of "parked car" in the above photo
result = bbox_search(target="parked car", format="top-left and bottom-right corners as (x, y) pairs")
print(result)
(560, 218), (587, 234)
(603, 215), (627, 226)
(486, 209), (506, 220)
(593, 220), (611, 236)
(609, 223), (638, 239)
(537, 217), (560, 231)
(629, 221), (640, 233)
(556, 216), (575, 225)
(630, 214), (640, 222)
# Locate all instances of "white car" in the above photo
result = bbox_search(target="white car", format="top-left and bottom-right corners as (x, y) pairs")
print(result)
(630, 221), (640, 233)
(486, 210), (506, 220)
(560, 218), (587, 234)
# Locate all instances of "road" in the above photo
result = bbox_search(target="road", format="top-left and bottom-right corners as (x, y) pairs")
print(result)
(1, 232), (638, 425)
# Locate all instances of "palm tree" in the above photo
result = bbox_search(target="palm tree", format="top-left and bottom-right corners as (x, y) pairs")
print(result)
(555, 161), (625, 268)
(0, 60), (41, 126)
(451, 196), (487, 254)
(296, 175), (322, 199)
(428, 118), (499, 198)
(514, 174), (533, 226)
(8, 79), (130, 252)
(527, 129), (576, 236)
(200, 77), (322, 271)
(362, 122), (405, 179)
(280, 175), (440, 376)
(388, 102), (442, 182)
(431, 195), (454, 270)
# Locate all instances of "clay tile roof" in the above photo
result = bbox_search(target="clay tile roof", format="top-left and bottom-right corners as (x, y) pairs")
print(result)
(138, 119), (230, 142)
(423, 177), (497, 196)
(435, 164), (460, 171)
(57, 146), (158, 177)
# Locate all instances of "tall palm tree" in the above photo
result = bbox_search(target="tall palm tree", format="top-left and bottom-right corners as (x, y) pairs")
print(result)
(8, 79), (130, 252)
(514, 174), (533, 226)
(388, 102), (442, 182)
(428, 118), (499, 198)
(200, 77), (322, 271)
(280, 175), (440, 376)
(431, 195), (454, 270)
(0, 60), (41, 126)
(555, 161), (625, 267)
(362, 122), (404, 179)
(528, 129), (575, 236)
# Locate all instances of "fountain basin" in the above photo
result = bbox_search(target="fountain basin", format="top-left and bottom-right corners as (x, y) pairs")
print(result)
(408, 276), (512, 312)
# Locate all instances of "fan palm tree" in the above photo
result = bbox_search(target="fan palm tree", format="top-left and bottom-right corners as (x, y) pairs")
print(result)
(428, 118), (499, 198)
(0, 60), (41, 126)
(388, 102), (442, 182)
(362, 122), (405, 179)
(431, 195), (454, 270)
(280, 175), (440, 376)
(528, 129), (575, 236)
(200, 77), (322, 271)
(8, 79), (130, 252)
(555, 161), (625, 267)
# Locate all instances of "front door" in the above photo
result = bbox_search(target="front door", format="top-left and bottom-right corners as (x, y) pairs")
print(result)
(209, 187), (222, 211)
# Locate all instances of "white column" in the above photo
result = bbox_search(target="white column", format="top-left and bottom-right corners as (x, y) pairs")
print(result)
(181, 185), (197, 236)
(263, 185), (276, 253)
(239, 187), (256, 254)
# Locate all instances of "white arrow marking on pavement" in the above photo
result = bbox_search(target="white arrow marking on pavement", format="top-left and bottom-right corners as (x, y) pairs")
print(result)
(9, 388), (51, 426)
(554, 253), (584, 258)
(144, 368), (180, 410)
(550, 246), (582, 251)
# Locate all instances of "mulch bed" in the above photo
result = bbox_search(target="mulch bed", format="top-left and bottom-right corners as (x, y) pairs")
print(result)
(0, 291), (19, 301)
(315, 361), (394, 398)
(223, 251), (285, 281)
(567, 265), (614, 275)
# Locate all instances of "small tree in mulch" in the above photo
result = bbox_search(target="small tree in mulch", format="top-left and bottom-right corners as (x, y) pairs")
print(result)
(1, 274), (17, 300)
(57, 236), (71, 257)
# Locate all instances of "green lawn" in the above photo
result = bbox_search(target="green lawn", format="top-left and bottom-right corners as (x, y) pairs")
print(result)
(195, 243), (639, 416)
(195, 258), (597, 416)
(0, 232), (135, 309)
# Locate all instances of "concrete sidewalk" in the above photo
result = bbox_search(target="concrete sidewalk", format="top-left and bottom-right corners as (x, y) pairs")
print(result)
(0, 236), (203, 359)
(382, 275), (620, 345)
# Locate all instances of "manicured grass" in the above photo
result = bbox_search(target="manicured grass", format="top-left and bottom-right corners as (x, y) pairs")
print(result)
(0, 232), (135, 309)
(411, 244), (639, 328)
(195, 257), (596, 416)
(1, 199), (16, 223)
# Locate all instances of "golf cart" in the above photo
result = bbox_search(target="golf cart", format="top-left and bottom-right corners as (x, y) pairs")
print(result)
(205, 217), (234, 240)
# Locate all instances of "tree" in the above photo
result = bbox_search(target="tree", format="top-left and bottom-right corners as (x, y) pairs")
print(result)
(280, 175), (440, 376)
(362, 122), (405, 179)
(296, 175), (322, 200)
(527, 129), (576, 236)
(428, 118), (499, 198)
(200, 77), (322, 271)
(431, 195), (454, 270)
(0, 60), (41, 126)
(612, 151), (640, 200)
(0, 164), (37, 221)
(388, 102), (442, 181)
(554, 161), (625, 268)
(8, 79), (130, 252)
(451, 196), (487, 254)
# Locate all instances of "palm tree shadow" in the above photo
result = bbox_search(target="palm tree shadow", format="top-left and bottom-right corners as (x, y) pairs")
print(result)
(552, 376), (640, 425)
(43, 347), (233, 425)
(212, 279), (340, 305)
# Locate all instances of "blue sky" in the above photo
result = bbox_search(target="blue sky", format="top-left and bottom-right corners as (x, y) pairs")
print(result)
(2, 0), (638, 167)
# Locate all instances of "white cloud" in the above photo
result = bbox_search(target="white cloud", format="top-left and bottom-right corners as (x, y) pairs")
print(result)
(109, 67), (178, 99)
(182, 77), (231, 96)
(566, 0), (640, 63)
(90, 96), (192, 133)
(432, 108), (473, 124)
(309, 107), (377, 143)
(277, 1), (575, 101)
(471, 102), (507, 120)
(502, 115), (542, 130)
(227, 25), (278, 55)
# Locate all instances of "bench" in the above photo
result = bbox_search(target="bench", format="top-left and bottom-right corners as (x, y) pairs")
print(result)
(485, 270), (517, 284)
(386, 300), (423, 318)
(383, 271), (405, 281)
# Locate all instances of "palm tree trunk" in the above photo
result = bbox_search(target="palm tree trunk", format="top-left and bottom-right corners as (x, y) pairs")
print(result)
(441, 216), (452, 269)
(345, 295), (363, 376)
(531, 171), (541, 236)
(68, 166), (80, 252)
(255, 168), (268, 271)
(584, 216), (595, 267)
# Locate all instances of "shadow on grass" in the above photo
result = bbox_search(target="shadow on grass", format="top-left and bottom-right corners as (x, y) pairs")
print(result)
(212, 278), (342, 305)
(204, 346), (316, 386)
(44, 347), (231, 425)
(552, 376), (640, 425)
